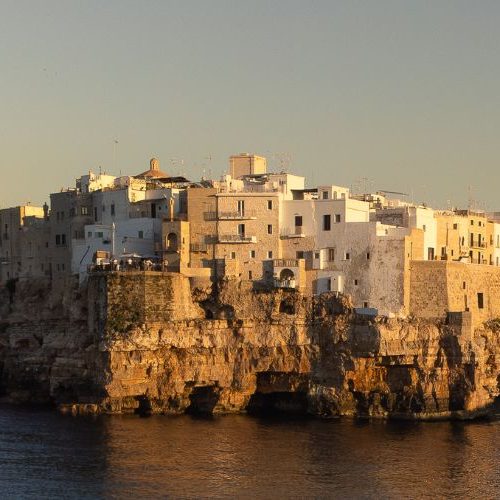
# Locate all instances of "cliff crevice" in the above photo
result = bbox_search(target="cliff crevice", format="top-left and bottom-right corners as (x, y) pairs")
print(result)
(0, 273), (498, 419)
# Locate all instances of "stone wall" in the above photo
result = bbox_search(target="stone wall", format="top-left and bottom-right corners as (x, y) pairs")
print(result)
(410, 260), (500, 324)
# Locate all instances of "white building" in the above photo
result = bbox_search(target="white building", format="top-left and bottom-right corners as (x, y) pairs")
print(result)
(374, 205), (437, 260)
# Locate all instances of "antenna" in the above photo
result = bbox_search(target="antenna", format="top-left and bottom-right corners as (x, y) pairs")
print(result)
(378, 189), (409, 196)
(113, 139), (118, 171)
(354, 177), (374, 195)
(273, 152), (292, 172)
(468, 185), (476, 211)
(204, 154), (213, 180)
(170, 158), (185, 177)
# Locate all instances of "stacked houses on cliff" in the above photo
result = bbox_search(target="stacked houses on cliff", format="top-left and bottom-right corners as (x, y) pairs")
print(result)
(2, 153), (500, 324)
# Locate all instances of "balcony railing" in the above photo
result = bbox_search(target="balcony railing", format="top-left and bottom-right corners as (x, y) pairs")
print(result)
(204, 211), (257, 221)
(219, 210), (257, 220)
(190, 243), (208, 252)
(218, 234), (257, 243)
(470, 240), (487, 248)
(274, 278), (296, 289)
(280, 227), (305, 238)
(273, 259), (300, 268)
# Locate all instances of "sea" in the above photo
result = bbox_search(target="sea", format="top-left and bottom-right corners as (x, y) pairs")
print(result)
(0, 403), (498, 499)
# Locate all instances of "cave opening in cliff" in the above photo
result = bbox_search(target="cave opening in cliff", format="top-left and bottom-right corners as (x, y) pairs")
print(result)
(135, 396), (153, 417)
(186, 386), (221, 415)
(247, 391), (308, 415)
(279, 297), (296, 315)
(247, 372), (309, 416)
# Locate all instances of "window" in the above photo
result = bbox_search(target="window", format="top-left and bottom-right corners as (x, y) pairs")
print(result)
(328, 248), (335, 261)
(238, 224), (245, 236)
(81, 206), (88, 215)
(363, 302), (368, 308)
(453, 223), (458, 230)
(335, 214), (341, 223)
(111, 204), (115, 216)
(296, 251), (304, 259)
(102, 205), (106, 212)
(422, 224), (426, 232)
(87, 232), (92, 238)
(55, 234), (60, 245)
(322, 191), (329, 200)
(477, 292), (484, 309)
(366, 252), (370, 260)
(248, 270), (253, 279)
(96, 232), (103, 238)
(267, 200), (273, 210)
(295, 215), (302, 227)
(237, 200), (245, 215)
(315, 252), (320, 259)
(354, 279), (358, 286)
(61, 234), (66, 245)
(69, 208), (75, 217)
(138, 231), (144, 239)
(463, 281), (466, 289)
(94, 207), (98, 222)
(267, 224), (273, 235)
(231, 252), (236, 259)
(470, 220), (474, 226)
(267, 251), (273, 259)
(323, 214), (331, 231)
(345, 252), (350, 260)
(250, 250), (256, 259)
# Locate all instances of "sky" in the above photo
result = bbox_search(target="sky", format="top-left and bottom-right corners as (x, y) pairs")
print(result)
(1, 0), (499, 210)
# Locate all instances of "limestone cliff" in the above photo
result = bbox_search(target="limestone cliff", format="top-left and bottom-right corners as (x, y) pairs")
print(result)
(0, 273), (498, 419)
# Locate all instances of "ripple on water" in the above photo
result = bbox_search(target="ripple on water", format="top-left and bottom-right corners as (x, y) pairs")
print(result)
(0, 405), (498, 499)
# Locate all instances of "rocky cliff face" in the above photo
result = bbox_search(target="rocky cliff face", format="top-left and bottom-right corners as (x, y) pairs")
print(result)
(0, 273), (498, 419)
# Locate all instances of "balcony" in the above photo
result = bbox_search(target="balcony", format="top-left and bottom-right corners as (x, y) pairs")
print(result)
(273, 259), (300, 267)
(218, 234), (257, 244)
(470, 240), (487, 249)
(274, 278), (296, 289)
(280, 227), (305, 239)
(204, 211), (257, 221)
(190, 243), (208, 252)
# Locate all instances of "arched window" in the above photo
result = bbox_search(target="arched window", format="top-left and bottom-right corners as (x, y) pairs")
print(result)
(279, 268), (295, 281)
(166, 232), (178, 251)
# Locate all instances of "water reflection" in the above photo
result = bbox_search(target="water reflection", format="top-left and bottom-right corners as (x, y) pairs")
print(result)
(0, 405), (498, 498)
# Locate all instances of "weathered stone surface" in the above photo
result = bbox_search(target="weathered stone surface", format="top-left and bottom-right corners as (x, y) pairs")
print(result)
(0, 273), (498, 419)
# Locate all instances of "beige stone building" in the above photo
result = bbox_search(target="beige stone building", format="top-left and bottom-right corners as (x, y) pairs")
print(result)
(229, 153), (267, 179)
(0, 205), (49, 282)
(184, 186), (282, 282)
(410, 260), (500, 326)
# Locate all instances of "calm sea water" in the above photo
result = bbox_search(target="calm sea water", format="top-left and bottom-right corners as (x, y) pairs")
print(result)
(0, 404), (498, 499)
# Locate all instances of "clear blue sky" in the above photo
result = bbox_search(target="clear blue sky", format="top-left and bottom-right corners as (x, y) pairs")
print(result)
(1, 0), (499, 210)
